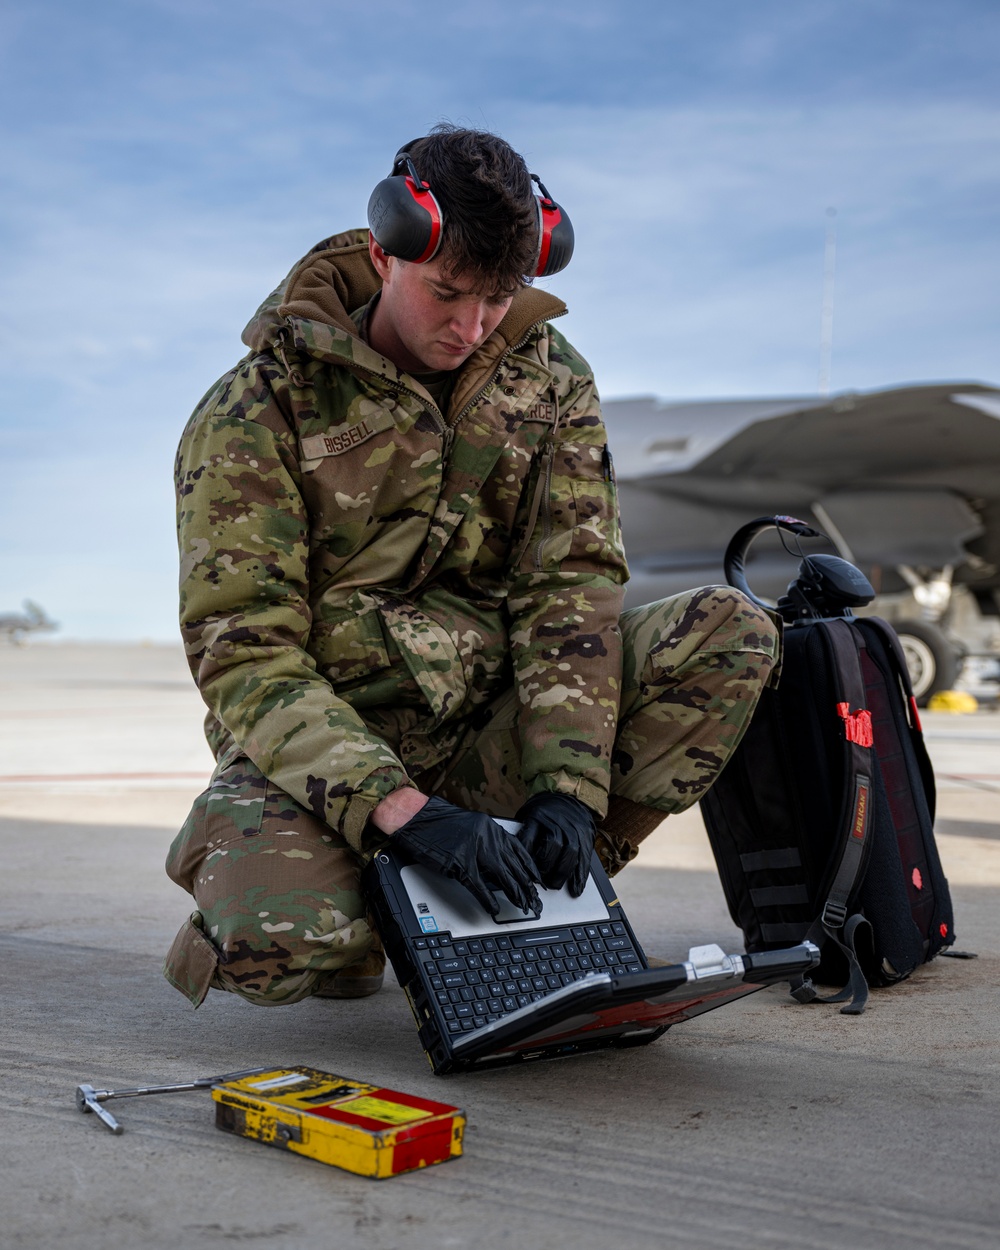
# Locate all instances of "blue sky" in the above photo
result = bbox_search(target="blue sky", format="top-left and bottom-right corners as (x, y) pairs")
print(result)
(1, 0), (998, 639)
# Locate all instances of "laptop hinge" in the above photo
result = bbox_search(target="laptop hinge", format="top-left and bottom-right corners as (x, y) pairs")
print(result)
(684, 944), (745, 980)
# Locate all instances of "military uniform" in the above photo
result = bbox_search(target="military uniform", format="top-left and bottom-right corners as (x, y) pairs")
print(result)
(165, 230), (779, 1007)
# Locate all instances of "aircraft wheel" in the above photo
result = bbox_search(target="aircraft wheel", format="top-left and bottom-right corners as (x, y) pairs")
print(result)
(895, 620), (959, 706)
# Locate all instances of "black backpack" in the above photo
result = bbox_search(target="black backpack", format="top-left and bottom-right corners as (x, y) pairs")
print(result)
(700, 516), (956, 1013)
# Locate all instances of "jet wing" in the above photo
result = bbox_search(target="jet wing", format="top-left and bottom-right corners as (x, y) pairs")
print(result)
(605, 383), (1000, 595)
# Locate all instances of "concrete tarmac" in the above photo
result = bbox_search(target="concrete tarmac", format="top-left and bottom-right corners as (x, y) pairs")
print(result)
(2, 643), (998, 1250)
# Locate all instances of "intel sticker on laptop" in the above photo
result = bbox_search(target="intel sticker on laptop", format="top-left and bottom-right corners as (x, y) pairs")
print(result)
(418, 916), (439, 933)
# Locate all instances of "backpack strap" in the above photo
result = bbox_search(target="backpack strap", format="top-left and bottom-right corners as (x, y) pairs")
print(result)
(802, 619), (875, 1014)
(856, 617), (937, 820)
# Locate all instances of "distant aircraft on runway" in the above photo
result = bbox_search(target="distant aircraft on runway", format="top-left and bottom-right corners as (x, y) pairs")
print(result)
(604, 382), (1000, 704)
(0, 600), (58, 645)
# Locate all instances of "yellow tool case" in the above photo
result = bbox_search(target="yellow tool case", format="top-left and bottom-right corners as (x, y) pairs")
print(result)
(212, 1067), (465, 1179)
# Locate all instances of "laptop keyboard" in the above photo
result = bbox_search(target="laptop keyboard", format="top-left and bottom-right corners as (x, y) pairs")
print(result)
(413, 923), (644, 1035)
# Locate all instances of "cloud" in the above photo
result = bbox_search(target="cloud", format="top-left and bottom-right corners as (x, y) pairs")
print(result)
(508, 99), (1000, 394)
(2, 0), (998, 636)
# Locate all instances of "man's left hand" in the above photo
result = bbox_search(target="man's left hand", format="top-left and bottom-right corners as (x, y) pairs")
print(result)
(514, 793), (596, 898)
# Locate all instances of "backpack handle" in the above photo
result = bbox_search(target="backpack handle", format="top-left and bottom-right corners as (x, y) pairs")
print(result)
(724, 515), (822, 608)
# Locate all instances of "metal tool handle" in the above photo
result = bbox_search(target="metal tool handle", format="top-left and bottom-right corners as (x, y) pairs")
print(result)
(85, 1077), (217, 1101)
(75, 1067), (271, 1134)
(76, 1085), (123, 1134)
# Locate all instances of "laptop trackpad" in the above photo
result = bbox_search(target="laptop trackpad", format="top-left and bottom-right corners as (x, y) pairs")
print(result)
(399, 864), (611, 938)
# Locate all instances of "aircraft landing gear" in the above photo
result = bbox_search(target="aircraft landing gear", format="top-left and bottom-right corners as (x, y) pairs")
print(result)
(895, 619), (959, 706)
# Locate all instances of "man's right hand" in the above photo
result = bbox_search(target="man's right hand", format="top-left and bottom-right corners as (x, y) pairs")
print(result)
(390, 795), (542, 918)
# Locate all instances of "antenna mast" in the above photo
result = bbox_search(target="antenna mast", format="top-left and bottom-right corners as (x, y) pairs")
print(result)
(818, 206), (837, 396)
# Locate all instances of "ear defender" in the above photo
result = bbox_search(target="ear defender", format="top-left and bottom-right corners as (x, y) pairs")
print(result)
(367, 151), (444, 264)
(531, 175), (575, 277)
(367, 146), (575, 276)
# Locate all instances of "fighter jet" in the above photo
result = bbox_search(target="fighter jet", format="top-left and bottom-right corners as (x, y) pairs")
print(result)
(604, 382), (1000, 703)
(0, 600), (58, 645)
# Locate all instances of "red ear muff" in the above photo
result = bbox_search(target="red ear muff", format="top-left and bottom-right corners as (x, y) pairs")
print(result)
(367, 154), (444, 264)
(531, 175), (575, 277)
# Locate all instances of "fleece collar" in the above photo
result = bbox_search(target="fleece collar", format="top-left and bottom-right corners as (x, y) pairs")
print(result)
(242, 230), (566, 406)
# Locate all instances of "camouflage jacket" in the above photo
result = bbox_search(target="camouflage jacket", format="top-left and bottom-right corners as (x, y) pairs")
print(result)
(176, 230), (628, 856)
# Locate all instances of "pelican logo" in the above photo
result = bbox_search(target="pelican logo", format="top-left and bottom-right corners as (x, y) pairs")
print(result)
(852, 779), (869, 839)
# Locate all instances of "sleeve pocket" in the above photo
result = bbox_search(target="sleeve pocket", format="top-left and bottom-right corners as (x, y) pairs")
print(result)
(308, 598), (390, 682)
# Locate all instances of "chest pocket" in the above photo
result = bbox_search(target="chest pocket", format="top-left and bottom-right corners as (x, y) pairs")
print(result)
(507, 394), (561, 570)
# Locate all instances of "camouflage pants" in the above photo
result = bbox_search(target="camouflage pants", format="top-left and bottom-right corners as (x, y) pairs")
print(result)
(164, 587), (778, 1008)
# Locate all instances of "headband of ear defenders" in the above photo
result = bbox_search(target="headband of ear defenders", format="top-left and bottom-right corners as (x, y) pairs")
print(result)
(367, 144), (575, 276)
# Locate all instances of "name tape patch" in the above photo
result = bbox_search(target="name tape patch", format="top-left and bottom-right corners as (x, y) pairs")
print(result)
(525, 400), (557, 425)
(301, 420), (380, 460)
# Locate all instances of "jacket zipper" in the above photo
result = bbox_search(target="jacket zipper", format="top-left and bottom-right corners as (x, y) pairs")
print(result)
(531, 444), (556, 570)
(283, 312), (563, 482)
(279, 328), (451, 441)
(446, 314), (566, 572)
(450, 311), (565, 429)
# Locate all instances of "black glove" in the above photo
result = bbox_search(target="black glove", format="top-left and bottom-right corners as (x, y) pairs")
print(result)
(514, 792), (596, 898)
(393, 796), (542, 918)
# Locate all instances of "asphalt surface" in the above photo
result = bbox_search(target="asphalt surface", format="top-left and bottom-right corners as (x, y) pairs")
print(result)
(2, 643), (998, 1250)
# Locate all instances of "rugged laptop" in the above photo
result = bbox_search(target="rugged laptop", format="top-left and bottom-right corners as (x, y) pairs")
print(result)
(363, 824), (819, 1075)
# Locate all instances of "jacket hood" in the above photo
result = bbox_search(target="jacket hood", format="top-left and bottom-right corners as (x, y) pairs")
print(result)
(242, 230), (567, 405)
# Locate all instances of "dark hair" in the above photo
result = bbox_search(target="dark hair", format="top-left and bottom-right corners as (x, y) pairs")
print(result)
(405, 126), (538, 294)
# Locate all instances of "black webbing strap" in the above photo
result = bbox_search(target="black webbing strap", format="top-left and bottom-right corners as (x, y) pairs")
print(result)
(797, 620), (874, 1014)
(752, 884), (810, 907)
(807, 915), (871, 1014)
(741, 847), (802, 872)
